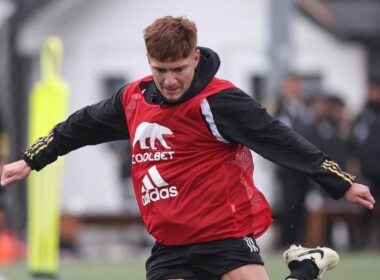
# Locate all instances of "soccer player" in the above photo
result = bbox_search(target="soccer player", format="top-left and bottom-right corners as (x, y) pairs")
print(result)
(1, 16), (375, 280)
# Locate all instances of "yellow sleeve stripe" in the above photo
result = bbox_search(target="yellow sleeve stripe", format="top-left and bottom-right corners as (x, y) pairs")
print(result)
(30, 131), (54, 149)
(321, 159), (356, 184)
(25, 131), (54, 160)
(322, 160), (356, 181)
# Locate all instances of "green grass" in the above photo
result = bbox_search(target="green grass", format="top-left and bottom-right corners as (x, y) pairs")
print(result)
(0, 252), (379, 280)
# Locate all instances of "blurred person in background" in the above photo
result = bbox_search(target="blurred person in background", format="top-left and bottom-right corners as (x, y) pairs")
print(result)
(304, 94), (329, 151)
(274, 73), (310, 249)
(109, 140), (136, 213)
(351, 80), (380, 248)
(0, 112), (7, 177)
(325, 95), (351, 158)
(305, 94), (357, 248)
(0, 195), (25, 265)
(307, 94), (351, 171)
(0, 16), (376, 280)
(0, 112), (24, 264)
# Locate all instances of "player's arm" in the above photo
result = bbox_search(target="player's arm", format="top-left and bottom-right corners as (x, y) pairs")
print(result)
(1, 86), (129, 187)
(205, 89), (375, 209)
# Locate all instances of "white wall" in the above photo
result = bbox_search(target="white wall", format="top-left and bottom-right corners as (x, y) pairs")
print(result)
(293, 13), (367, 114)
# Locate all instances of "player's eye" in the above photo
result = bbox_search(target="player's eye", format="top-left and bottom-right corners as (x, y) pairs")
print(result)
(173, 67), (185, 74)
(154, 67), (166, 74)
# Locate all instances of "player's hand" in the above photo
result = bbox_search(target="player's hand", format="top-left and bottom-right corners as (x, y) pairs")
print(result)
(0, 160), (31, 187)
(344, 183), (376, 210)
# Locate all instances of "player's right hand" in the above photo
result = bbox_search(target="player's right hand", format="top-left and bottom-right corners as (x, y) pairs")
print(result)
(0, 160), (31, 187)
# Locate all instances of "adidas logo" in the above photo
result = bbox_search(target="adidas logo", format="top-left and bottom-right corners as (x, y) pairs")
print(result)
(141, 166), (178, 206)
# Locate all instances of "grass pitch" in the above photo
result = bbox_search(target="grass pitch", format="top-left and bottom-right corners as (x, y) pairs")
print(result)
(0, 252), (379, 280)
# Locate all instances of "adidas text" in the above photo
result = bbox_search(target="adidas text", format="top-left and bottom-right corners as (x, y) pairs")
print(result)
(142, 186), (178, 206)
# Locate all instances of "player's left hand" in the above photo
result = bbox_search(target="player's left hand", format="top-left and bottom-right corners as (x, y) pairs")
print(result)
(344, 183), (376, 210)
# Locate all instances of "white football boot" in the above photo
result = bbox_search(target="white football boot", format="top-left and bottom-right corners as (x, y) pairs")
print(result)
(283, 244), (340, 279)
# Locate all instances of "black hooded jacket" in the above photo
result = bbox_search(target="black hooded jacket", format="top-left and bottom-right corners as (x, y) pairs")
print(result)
(23, 47), (354, 199)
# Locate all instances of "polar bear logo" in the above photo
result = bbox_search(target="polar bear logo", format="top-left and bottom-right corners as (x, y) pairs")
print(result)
(133, 122), (173, 150)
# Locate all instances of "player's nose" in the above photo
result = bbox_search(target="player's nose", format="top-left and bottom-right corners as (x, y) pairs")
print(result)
(163, 72), (177, 87)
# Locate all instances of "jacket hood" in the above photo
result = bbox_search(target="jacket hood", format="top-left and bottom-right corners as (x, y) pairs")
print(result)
(143, 47), (221, 105)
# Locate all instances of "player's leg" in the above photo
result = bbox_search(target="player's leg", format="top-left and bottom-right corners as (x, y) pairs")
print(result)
(221, 244), (339, 280)
(220, 263), (312, 280)
(220, 265), (315, 280)
(283, 244), (340, 279)
(221, 264), (270, 280)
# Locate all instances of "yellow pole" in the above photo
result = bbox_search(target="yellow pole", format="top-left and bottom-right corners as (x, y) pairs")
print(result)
(27, 36), (69, 279)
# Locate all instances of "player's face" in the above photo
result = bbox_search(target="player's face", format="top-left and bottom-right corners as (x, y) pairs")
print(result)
(148, 49), (200, 103)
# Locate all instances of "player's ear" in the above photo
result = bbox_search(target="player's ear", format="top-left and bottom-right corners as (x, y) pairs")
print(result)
(194, 49), (200, 66)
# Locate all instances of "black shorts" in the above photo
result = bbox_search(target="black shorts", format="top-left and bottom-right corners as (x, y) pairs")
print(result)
(145, 234), (264, 280)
